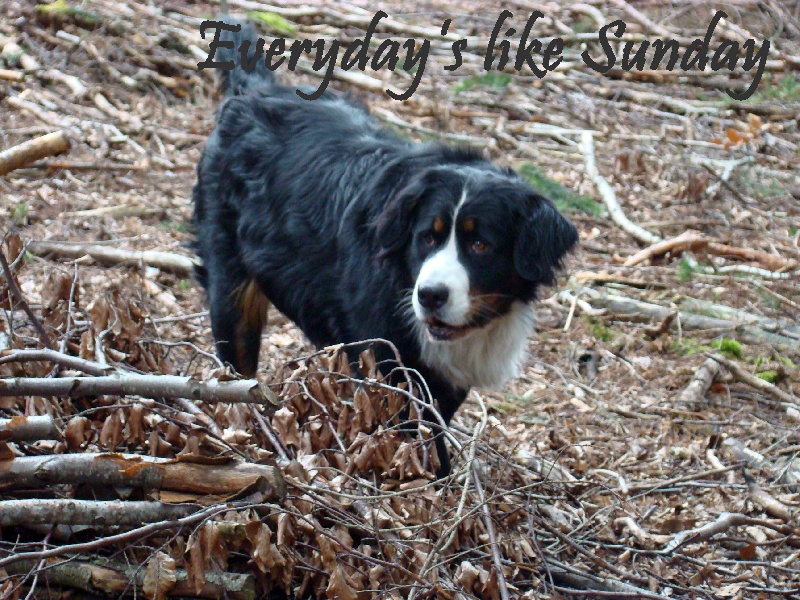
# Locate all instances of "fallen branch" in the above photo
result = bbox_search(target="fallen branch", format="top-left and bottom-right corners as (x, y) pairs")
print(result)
(580, 132), (661, 245)
(7, 558), (255, 600)
(0, 348), (114, 376)
(709, 353), (800, 408)
(583, 289), (800, 349)
(0, 415), (60, 442)
(0, 130), (71, 176)
(0, 453), (285, 498)
(677, 356), (723, 406)
(624, 230), (796, 271)
(681, 297), (800, 338)
(0, 242), (54, 349)
(0, 372), (278, 405)
(624, 231), (707, 266)
(546, 561), (670, 599)
(664, 512), (792, 553)
(28, 240), (198, 277)
(0, 499), (200, 527)
(0, 503), (228, 569)
(744, 471), (795, 522)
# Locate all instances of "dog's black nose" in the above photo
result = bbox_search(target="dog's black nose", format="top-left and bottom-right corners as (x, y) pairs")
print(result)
(418, 285), (449, 311)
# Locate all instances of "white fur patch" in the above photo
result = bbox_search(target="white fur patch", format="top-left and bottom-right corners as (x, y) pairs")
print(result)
(412, 233), (470, 324)
(412, 191), (470, 325)
(416, 301), (535, 390)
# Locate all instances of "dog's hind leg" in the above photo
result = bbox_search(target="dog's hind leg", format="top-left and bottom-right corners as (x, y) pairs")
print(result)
(208, 272), (269, 378)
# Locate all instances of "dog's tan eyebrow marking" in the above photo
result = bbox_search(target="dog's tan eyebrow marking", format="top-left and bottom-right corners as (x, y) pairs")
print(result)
(433, 216), (445, 234)
(462, 218), (475, 233)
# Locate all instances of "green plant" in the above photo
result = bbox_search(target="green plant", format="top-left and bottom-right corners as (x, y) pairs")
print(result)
(751, 75), (800, 103)
(158, 219), (188, 233)
(518, 164), (605, 216)
(678, 257), (700, 282)
(12, 203), (29, 225)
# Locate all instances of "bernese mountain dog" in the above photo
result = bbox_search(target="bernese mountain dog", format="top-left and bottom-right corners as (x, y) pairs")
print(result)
(193, 21), (578, 473)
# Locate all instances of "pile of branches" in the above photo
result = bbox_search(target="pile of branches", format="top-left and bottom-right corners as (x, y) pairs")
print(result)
(3, 232), (799, 599)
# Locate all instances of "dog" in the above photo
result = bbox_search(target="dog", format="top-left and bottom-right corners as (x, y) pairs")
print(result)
(193, 21), (578, 472)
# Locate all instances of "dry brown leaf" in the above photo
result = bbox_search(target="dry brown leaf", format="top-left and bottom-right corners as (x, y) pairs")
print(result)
(326, 564), (359, 600)
(272, 407), (301, 447)
(126, 403), (146, 446)
(64, 416), (91, 451)
(143, 551), (176, 600)
(99, 409), (123, 451)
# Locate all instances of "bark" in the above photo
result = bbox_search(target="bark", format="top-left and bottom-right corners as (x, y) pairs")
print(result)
(0, 131), (70, 175)
(7, 559), (255, 600)
(27, 240), (197, 277)
(0, 499), (199, 526)
(0, 453), (285, 498)
(0, 415), (60, 442)
(677, 357), (723, 406)
(0, 372), (278, 405)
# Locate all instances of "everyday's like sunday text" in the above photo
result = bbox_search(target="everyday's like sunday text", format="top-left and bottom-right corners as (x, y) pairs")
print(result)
(198, 10), (770, 101)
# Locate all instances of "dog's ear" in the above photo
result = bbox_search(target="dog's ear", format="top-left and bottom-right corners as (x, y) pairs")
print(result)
(371, 170), (428, 257)
(514, 194), (579, 284)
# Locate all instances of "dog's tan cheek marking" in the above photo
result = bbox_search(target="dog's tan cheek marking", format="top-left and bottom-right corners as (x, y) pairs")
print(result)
(466, 288), (510, 322)
(433, 216), (445, 234)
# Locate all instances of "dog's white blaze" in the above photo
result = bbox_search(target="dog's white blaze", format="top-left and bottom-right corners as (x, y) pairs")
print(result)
(412, 191), (470, 325)
(412, 233), (470, 323)
(418, 302), (535, 390)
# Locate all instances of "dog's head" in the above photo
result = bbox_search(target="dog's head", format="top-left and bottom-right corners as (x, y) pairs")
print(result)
(374, 163), (578, 342)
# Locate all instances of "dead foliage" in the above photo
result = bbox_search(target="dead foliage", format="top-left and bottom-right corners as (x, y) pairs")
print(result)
(1, 0), (800, 598)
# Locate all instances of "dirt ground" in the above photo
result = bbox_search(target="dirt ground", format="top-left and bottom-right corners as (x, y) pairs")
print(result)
(1, 0), (800, 598)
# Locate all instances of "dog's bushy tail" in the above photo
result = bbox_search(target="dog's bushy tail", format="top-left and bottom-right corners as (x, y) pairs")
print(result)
(214, 19), (275, 97)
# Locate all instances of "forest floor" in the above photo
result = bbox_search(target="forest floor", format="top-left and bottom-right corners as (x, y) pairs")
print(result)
(1, 0), (800, 598)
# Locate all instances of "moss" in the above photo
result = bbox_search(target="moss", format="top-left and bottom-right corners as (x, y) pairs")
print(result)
(755, 370), (781, 384)
(35, 0), (102, 29)
(711, 338), (742, 358)
(583, 316), (614, 342)
(670, 338), (713, 356)
(452, 72), (512, 92)
(518, 164), (605, 216)
(247, 11), (296, 36)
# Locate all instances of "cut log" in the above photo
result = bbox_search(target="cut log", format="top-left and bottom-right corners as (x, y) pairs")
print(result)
(0, 131), (70, 176)
(0, 415), (60, 442)
(0, 453), (285, 498)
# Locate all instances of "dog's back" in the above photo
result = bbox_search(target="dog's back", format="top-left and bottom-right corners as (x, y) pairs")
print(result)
(192, 21), (419, 375)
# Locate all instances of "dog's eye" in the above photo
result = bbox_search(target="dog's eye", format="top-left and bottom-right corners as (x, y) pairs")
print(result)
(471, 239), (487, 254)
(423, 233), (436, 246)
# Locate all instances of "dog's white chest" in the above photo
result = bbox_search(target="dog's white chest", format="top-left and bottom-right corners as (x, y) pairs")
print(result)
(418, 302), (535, 390)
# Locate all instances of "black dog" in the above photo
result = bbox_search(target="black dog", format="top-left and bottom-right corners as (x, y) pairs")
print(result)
(193, 22), (578, 469)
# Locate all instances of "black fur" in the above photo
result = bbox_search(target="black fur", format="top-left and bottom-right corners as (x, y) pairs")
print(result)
(193, 22), (578, 472)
